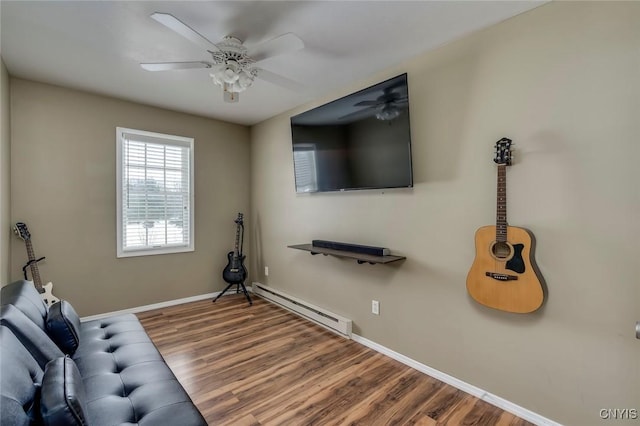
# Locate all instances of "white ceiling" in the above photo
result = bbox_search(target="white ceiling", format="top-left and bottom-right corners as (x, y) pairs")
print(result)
(0, 1), (545, 126)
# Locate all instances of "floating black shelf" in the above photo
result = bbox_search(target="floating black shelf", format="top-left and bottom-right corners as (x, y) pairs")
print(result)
(288, 244), (406, 265)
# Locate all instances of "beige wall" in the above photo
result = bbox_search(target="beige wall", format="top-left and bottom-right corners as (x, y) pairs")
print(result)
(250, 3), (640, 425)
(10, 79), (250, 316)
(1, 59), (10, 286)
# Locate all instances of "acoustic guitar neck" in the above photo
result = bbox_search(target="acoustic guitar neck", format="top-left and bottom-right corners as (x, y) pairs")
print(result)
(496, 164), (508, 242)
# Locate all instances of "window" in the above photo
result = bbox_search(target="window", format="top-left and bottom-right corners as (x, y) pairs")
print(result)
(293, 145), (318, 192)
(116, 127), (194, 257)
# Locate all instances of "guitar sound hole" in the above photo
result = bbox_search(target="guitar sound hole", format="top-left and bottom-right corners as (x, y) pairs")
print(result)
(491, 241), (513, 260)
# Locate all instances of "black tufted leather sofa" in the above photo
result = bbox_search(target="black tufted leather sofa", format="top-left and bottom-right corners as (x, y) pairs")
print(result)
(0, 280), (207, 425)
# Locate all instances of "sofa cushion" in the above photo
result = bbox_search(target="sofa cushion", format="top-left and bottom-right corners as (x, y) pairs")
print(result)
(46, 301), (81, 355)
(87, 380), (206, 426)
(1, 304), (64, 369)
(40, 356), (89, 426)
(0, 326), (45, 426)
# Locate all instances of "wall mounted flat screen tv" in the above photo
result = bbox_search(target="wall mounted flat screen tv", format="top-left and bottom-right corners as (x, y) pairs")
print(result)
(291, 73), (413, 193)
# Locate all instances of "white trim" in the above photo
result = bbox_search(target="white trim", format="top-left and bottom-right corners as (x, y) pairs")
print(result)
(80, 291), (219, 322)
(115, 126), (195, 258)
(351, 334), (562, 426)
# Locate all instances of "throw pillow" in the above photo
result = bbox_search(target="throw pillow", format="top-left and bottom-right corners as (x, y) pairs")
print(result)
(46, 301), (81, 355)
(40, 356), (89, 426)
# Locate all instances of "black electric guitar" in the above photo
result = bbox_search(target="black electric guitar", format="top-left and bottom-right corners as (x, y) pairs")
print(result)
(466, 138), (544, 313)
(13, 222), (60, 307)
(222, 213), (247, 285)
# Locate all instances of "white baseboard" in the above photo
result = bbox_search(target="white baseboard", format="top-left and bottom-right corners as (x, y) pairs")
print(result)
(80, 291), (220, 322)
(351, 334), (561, 426)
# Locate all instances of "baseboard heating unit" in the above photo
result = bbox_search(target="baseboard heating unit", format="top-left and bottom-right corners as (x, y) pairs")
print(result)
(252, 283), (352, 338)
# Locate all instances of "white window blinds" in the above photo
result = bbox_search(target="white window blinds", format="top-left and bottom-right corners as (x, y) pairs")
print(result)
(116, 128), (194, 257)
(293, 147), (318, 193)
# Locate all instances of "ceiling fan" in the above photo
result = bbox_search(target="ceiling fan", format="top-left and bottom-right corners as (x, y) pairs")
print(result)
(340, 83), (409, 121)
(141, 13), (304, 103)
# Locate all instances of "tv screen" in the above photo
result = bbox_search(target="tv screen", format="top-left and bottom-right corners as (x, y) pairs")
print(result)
(291, 73), (413, 193)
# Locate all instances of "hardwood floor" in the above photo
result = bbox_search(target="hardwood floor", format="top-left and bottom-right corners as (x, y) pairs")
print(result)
(137, 294), (533, 426)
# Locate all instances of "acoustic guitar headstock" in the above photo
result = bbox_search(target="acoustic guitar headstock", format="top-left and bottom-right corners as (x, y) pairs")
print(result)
(234, 213), (244, 225)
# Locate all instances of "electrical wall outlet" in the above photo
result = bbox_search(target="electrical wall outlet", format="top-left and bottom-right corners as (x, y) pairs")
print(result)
(372, 300), (380, 315)
(264, 266), (269, 276)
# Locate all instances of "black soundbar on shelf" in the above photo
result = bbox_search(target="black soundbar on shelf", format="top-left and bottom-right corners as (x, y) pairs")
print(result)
(312, 240), (390, 256)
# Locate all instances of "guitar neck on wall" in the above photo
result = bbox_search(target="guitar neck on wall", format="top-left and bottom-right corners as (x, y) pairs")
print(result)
(466, 138), (545, 313)
(13, 222), (60, 307)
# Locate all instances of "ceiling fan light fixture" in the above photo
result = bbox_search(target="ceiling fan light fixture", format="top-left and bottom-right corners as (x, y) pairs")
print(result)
(223, 68), (239, 83)
(210, 63), (256, 102)
(211, 69), (254, 91)
(375, 104), (401, 121)
(238, 70), (254, 89)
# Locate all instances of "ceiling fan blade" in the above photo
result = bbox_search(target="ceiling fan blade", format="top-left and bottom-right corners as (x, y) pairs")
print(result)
(141, 61), (213, 71)
(151, 12), (218, 51)
(256, 68), (304, 91)
(391, 98), (409, 107)
(339, 107), (376, 122)
(248, 33), (304, 63)
(354, 100), (382, 107)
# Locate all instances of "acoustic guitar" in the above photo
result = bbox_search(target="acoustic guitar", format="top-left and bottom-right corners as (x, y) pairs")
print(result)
(13, 222), (60, 307)
(466, 138), (544, 313)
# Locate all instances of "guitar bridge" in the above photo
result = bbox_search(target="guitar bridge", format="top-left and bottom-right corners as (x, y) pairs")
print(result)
(486, 272), (518, 281)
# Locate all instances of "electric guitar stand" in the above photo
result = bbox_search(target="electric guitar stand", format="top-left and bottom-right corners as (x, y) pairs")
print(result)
(213, 222), (252, 306)
(212, 281), (252, 306)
